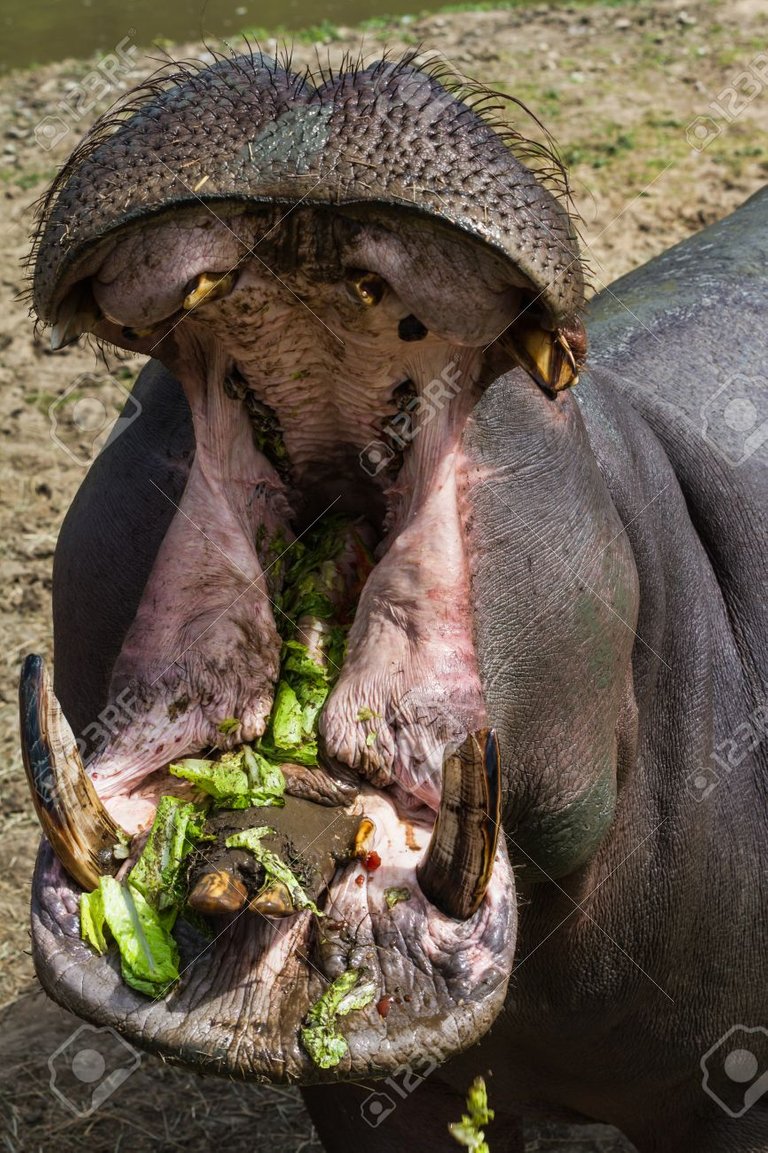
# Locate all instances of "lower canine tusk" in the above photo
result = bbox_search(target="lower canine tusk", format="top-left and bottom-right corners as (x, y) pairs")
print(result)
(19, 654), (126, 891)
(416, 729), (501, 920)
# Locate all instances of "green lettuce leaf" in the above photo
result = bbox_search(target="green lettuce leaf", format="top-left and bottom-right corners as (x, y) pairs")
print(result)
(225, 826), (323, 915)
(98, 875), (180, 997)
(300, 969), (377, 1069)
(80, 793), (210, 997)
(448, 1077), (495, 1152)
(80, 885), (108, 953)
(128, 795), (207, 911)
(169, 747), (286, 809)
(384, 886), (411, 909)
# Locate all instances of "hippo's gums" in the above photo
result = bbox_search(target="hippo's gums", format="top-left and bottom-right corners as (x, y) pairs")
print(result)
(20, 51), (768, 1152)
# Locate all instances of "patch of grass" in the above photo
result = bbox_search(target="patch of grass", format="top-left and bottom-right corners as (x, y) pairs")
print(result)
(239, 20), (342, 45)
(0, 167), (56, 190)
(562, 129), (636, 170)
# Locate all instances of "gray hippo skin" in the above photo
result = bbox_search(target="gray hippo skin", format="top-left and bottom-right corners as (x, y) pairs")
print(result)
(20, 53), (767, 1153)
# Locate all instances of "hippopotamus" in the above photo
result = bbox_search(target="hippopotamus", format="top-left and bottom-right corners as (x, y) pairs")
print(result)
(20, 51), (768, 1153)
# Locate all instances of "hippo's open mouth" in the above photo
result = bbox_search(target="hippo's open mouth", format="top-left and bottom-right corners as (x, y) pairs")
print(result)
(23, 52), (586, 1081)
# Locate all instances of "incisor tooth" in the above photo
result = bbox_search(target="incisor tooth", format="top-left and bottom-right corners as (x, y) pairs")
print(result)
(250, 880), (295, 917)
(188, 868), (248, 915)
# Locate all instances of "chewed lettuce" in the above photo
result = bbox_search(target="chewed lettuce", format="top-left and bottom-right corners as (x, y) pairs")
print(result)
(79, 795), (206, 996)
(128, 795), (207, 910)
(257, 519), (363, 766)
(170, 746), (286, 809)
(82, 875), (180, 996)
(300, 969), (377, 1069)
(448, 1077), (495, 1152)
(225, 825), (322, 915)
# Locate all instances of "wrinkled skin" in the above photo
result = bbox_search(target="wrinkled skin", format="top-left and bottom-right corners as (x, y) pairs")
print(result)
(24, 52), (768, 1153)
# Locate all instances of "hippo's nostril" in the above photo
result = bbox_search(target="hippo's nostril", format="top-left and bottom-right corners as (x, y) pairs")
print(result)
(398, 314), (428, 342)
(182, 270), (236, 312)
(345, 269), (386, 307)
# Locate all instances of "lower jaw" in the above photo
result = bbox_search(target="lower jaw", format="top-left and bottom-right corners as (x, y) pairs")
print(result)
(31, 779), (517, 1082)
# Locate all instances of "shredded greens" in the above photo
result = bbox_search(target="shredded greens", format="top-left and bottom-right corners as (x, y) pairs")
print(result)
(170, 746), (285, 810)
(300, 969), (377, 1069)
(258, 519), (360, 766)
(225, 826), (322, 915)
(384, 886), (411, 909)
(79, 517), (364, 998)
(448, 1077), (495, 1152)
(80, 796), (205, 996)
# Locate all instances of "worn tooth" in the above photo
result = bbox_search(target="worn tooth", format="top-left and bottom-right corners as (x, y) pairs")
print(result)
(346, 270), (386, 307)
(507, 319), (580, 393)
(353, 817), (376, 858)
(188, 868), (248, 915)
(50, 284), (102, 350)
(416, 729), (501, 920)
(182, 270), (235, 311)
(19, 654), (126, 891)
(250, 880), (295, 918)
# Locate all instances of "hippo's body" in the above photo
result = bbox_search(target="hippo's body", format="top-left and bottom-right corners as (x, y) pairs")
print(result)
(21, 54), (767, 1153)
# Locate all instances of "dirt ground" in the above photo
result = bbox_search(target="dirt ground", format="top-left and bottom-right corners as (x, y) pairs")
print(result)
(0, 0), (765, 1149)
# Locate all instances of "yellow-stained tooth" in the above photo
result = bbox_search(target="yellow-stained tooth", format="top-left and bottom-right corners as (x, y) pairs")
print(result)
(182, 271), (235, 312)
(507, 318), (583, 393)
(250, 880), (295, 918)
(188, 868), (248, 915)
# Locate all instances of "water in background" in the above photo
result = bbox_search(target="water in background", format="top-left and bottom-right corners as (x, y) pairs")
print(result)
(0, 0), (451, 73)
